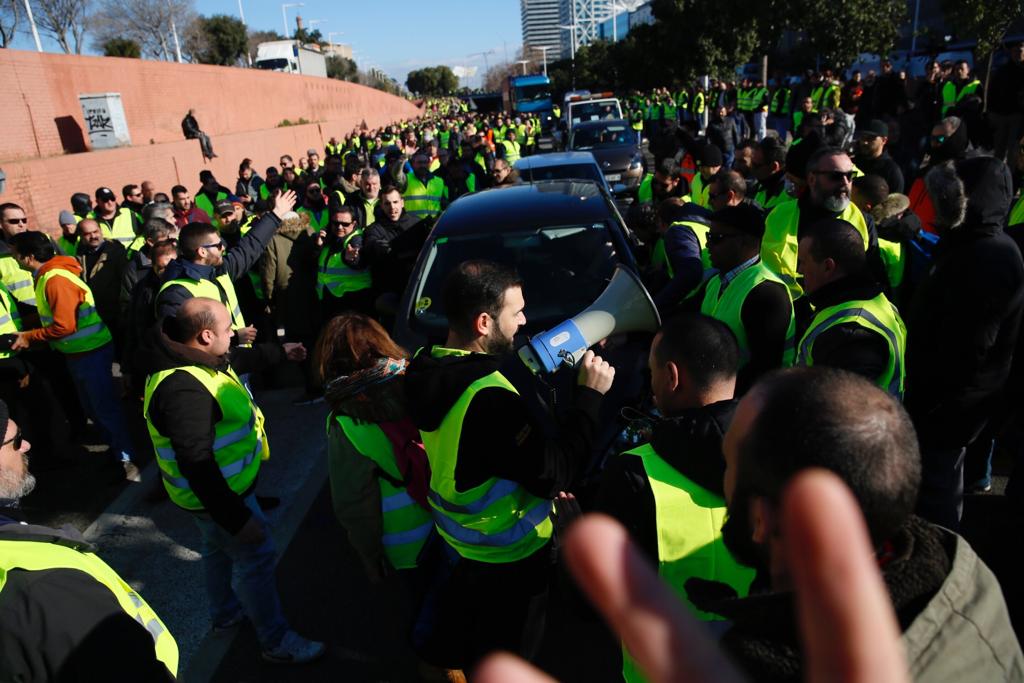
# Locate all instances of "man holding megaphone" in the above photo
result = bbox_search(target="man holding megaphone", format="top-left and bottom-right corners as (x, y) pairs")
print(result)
(405, 260), (616, 672)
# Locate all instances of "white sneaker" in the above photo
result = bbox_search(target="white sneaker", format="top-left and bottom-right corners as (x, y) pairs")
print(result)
(260, 630), (326, 664)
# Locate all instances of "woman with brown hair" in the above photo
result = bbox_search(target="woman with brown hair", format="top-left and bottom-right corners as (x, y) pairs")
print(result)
(317, 313), (434, 584)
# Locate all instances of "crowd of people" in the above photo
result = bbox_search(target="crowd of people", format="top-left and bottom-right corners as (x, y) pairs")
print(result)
(1, 43), (1024, 682)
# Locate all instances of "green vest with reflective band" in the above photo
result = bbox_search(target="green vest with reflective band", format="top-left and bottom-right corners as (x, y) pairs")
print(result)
(0, 282), (21, 359)
(439, 130), (451, 150)
(299, 206), (329, 231)
(652, 221), (711, 276)
(810, 85), (825, 112)
(404, 174), (445, 219)
(630, 109), (644, 131)
(676, 91), (690, 111)
(58, 235), (78, 257)
(637, 174), (654, 204)
(941, 79), (980, 116)
(691, 172), (711, 208)
(317, 232), (371, 300)
(194, 191), (229, 225)
(761, 200), (869, 298)
(326, 142), (343, 156)
(1011, 194), (1024, 228)
(158, 273), (245, 331)
(877, 238), (905, 289)
(755, 184), (795, 212)
(693, 91), (705, 115)
(620, 443), (755, 683)
(700, 261), (795, 367)
(501, 139), (521, 165)
(0, 536), (179, 677)
(98, 207), (137, 246)
(0, 256), (35, 306)
(35, 268), (112, 354)
(797, 292), (906, 398)
(736, 87), (751, 112)
(125, 234), (146, 261)
(334, 415), (434, 569)
(770, 88), (791, 116)
(419, 347), (554, 563)
(144, 364), (266, 510)
(793, 110), (806, 131)
(752, 87), (768, 111)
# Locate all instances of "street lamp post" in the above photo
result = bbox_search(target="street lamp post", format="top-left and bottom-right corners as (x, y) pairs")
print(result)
(20, 0), (42, 52)
(533, 46), (551, 77)
(167, 0), (182, 63)
(559, 23), (577, 88)
(516, 59), (530, 75)
(281, 3), (303, 36)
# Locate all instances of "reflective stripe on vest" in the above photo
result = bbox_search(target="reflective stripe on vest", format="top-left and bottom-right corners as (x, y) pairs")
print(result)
(333, 415), (433, 569)
(620, 443), (755, 683)
(0, 283), (21, 359)
(35, 268), (112, 354)
(419, 347), (553, 563)
(403, 174), (445, 218)
(158, 274), (245, 330)
(796, 293), (907, 398)
(144, 364), (265, 510)
(0, 256), (36, 306)
(761, 200), (869, 298)
(101, 207), (137, 246)
(500, 139), (521, 165)
(0, 537), (179, 677)
(700, 261), (795, 367)
(317, 232), (371, 299)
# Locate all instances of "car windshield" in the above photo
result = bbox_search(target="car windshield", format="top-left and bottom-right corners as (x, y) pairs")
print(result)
(571, 125), (636, 150)
(571, 101), (620, 123)
(515, 84), (551, 102)
(521, 163), (606, 185)
(255, 58), (290, 71)
(409, 223), (619, 340)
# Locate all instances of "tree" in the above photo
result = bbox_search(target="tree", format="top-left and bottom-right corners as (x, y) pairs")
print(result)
(35, 0), (91, 54)
(293, 26), (322, 45)
(326, 54), (357, 81)
(102, 37), (140, 57)
(194, 14), (247, 65)
(793, 0), (905, 70)
(90, 0), (196, 61)
(405, 65), (458, 95)
(247, 28), (283, 64)
(941, 0), (1021, 109)
(0, 0), (21, 48)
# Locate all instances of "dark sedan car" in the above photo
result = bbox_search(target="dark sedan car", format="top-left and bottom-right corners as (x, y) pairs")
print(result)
(568, 119), (645, 193)
(392, 179), (650, 453)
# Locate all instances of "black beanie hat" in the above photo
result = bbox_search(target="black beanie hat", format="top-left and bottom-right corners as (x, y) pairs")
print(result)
(712, 203), (767, 238)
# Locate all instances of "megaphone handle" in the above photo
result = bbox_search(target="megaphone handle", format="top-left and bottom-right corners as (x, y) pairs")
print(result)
(557, 348), (577, 369)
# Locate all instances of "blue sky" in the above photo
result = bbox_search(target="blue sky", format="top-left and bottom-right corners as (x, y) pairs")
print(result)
(9, 0), (523, 88)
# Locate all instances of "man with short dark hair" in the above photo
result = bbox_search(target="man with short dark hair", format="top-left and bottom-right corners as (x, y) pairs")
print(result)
(636, 157), (690, 205)
(171, 185), (211, 228)
(91, 187), (139, 248)
(596, 314), (754, 682)
(707, 169), (747, 211)
(155, 191), (296, 345)
(75, 219), (127, 335)
(362, 186), (424, 296)
(194, 172), (231, 227)
(853, 119), (904, 193)
(851, 174), (890, 215)
(0, 203), (36, 307)
(9, 231), (140, 480)
(796, 218), (906, 396)
(315, 206), (372, 320)
(751, 137), (791, 211)
(122, 184), (145, 221)
(700, 367), (1023, 681)
(404, 260), (615, 671)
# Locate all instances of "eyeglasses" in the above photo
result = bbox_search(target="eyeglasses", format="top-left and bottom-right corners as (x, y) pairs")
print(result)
(201, 239), (225, 250)
(811, 170), (855, 183)
(2, 427), (23, 450)
(706, 231), (741, 245)
(333, 220), (355, 227)
(4, 217), (28, 224)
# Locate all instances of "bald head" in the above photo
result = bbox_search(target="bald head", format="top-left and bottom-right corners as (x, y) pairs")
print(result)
(170, 298), (232, 357)
(77, 219), (105, 250)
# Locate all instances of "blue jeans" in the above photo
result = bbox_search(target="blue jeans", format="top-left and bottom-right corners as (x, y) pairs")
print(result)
(192, 493), (288, 648)
(65, 343), (135, 461)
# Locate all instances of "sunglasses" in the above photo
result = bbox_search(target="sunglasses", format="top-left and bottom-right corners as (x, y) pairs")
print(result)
(201, 239), (225, 250)
(2, 427), (23, 450)
(706, 231), (741, 245)
(811, 170), (855, 182)
(333, 220), (355, 227)
(4, 217), (28, 224)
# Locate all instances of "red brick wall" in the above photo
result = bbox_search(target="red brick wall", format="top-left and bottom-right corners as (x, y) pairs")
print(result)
(0, 49), (423, 233)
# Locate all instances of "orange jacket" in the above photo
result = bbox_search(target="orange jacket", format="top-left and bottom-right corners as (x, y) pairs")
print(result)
(23, 256), (87, 345)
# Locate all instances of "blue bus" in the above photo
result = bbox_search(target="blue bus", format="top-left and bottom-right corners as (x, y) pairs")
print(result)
(503, 74), (555, 134)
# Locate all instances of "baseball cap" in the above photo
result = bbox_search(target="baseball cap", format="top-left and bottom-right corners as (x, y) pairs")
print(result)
(58, 210), (76, 226)
(858, 119), (889, 138)
(215, 200), (235, 216)
(95, 187), (116, 202)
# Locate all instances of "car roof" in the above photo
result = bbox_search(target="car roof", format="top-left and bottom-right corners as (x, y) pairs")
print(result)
(433, 180), (613, 237)
(514, 151), (599, 170)
(570, 119), (631, 131)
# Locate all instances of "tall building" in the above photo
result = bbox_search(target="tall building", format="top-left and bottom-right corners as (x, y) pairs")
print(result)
(521, 0), (564, 62)
(559, 0), (613, 58)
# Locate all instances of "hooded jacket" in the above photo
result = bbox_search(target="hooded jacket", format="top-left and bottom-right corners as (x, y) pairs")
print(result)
(0, 514), (175, 682)
(905, 157), (1024, 447)
(594, 400), (737, 564)
(136, 318), (284, 533)
(22, 256), (89, 346)
(362, 211), (427, 296)
(404, 350), (602, 500)
(156, 210), (280, 321)
(686, 517), (1023, 683)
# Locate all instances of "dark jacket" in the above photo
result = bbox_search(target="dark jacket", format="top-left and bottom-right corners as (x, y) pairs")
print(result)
(156, 211), (280, 320)
(654, 204), (712, 311)
(136, 319), (284, 533)
(181, 113), (201, 139)
(687, 518), (1023, 683)
(855, 150), (905, 194)
(795, 273), (892, 383)
(988, 59), (1024, 116)
(362, 211), (426, 295)
(262, 215), (317, 336)
(404, 349), (602, 500)
(0, 515), (174, 682)
(707, 116), (739, 154)
(905, 157), (1024, 447)
(77, 239), (127, 329)
(594, 400), (736, 563)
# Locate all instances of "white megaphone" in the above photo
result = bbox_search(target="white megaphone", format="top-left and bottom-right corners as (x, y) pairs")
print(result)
(518, 264), (661, 374)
